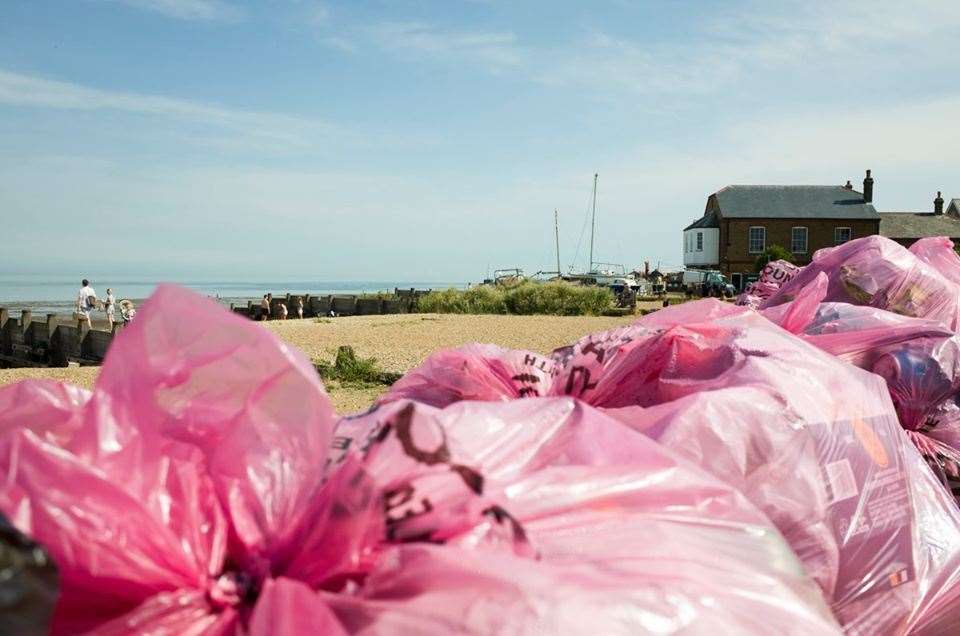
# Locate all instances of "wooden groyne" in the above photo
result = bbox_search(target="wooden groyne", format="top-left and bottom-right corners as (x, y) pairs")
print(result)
(231, 288), (433, 320)
(1, 289), (437, 368)
(0, 309), (115, 368)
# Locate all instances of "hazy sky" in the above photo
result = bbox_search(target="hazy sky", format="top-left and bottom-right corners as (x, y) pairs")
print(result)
(2, 1), (958, 281)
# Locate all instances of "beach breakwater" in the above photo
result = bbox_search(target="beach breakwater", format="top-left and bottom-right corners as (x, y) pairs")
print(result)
(0, 308), (113, 368)
(231, 288), (433, 320)
(0, 289), (436, 368)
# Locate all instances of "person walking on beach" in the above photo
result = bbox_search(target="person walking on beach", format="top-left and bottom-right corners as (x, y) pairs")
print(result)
(280, 302), (288, 320)
(296, 296), (304, 319)
(76, 279), (97, 328)
(260, 294), (270, 321)
(104, 288), (116, 330)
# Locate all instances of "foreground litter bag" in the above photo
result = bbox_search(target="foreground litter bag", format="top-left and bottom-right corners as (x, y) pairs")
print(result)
(0, 285), (840, 635)
(786, 301), (960, 506)
(736, 259), (800, 308)
(762, 235), (960, 330)
(382, 299), (960, 633)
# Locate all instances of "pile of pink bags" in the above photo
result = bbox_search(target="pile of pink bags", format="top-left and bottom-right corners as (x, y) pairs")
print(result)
(3, 234), (960, 634)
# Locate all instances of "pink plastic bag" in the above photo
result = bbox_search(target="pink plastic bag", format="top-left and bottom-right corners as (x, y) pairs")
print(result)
(382, 299), (960, 633)
(0, 285), (840, 634)
(762, 235), (960, 330)
(736, 259), (801, 308)
(910, 236), (960, 286)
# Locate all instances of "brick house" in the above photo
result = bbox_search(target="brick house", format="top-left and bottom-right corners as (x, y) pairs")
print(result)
(683, 170), (880, 290)
(879, 192), (960, 247)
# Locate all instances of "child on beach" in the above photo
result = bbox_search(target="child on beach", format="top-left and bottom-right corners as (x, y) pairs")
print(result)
(104, 288), (116, 329)
(280, 303), (288, 320)
(297, 296), (304, 319)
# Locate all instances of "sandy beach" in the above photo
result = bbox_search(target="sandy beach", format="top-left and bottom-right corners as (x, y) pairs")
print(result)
(0, 312), (635, 414)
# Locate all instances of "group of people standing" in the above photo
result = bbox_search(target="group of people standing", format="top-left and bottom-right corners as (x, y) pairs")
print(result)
(76, 279), (135, 330)
(259, 294), (304, 321)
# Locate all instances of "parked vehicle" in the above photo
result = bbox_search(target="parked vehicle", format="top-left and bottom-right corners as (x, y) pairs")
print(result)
(682, 269), (736, 298)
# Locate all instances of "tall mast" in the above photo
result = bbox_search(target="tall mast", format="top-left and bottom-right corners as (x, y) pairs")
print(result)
(589, 173), (598, 272)
(554, 209), (561, 276)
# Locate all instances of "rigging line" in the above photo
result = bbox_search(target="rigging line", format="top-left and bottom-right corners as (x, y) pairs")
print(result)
(569, 181), (594, 272)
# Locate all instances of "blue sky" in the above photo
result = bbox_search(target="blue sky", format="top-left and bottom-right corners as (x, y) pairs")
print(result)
(1, 0), (958, 281)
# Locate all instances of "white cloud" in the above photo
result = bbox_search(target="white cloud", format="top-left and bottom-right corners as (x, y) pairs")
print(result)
(368, 22), (523, 69)
(0, 69), (331, 145)
(108, 0), (241, 21)
(350, 2), (960, 100)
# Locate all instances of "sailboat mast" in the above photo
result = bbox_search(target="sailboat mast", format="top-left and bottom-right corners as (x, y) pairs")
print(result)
(554, 209), (561, 276)
(588, 173), (598, 271)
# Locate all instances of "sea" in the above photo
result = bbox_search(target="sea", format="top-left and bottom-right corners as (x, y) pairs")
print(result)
(0, 275), (466, 318)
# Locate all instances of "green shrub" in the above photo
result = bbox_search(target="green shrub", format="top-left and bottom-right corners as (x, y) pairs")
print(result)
(418, 285), (507, 314)
(418, 282), (613, 316)
(754, 244), (794, 272)
(313, 346), (401, 386)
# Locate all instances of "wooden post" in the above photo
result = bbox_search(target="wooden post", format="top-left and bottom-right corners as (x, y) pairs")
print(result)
(76, 317), (89, 359)
(46, 314), (58, 339)
(20, 310), (32, 334)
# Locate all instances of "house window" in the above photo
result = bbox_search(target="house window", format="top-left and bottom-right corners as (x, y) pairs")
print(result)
(791, 227), (808, 254)
(696, 232), (703, 251)
(835, 227), (852, 245)
(748, 226), (766, 254)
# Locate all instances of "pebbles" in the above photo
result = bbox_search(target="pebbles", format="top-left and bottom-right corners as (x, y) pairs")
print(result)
(0, 312), (635, 413)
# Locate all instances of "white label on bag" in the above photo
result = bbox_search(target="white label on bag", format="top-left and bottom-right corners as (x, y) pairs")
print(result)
(826, 458), (859, 502)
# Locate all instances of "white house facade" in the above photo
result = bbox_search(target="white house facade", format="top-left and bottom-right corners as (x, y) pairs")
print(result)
(682, 218), (720, 269)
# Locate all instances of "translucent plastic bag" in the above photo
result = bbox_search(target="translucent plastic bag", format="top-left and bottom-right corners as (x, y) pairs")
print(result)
(910, 236), (960, 286)
(0, 285), (839, 635)
(736, 259), (801, 308)
(762, 235), (960, 330)
(382, 299), (960, 633)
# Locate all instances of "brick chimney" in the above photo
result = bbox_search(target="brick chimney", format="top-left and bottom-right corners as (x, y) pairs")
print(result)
(843, 180), (853, 190)
(935, 191), (944, 215)
(862, 169), (874, 203)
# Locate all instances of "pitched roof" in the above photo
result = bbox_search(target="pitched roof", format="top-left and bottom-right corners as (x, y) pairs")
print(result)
(714, 185), (880, 220)
(683, 211), (720, 231)
(879, 212), (960, 239)
(948, 199), (960, 215)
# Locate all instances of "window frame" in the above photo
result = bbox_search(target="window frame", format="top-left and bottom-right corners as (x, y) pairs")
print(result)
(748, 226), (766, 254)
(791, 226), (808, 254)
(696, 231), (703, 252)
(834, 226), (852, 245)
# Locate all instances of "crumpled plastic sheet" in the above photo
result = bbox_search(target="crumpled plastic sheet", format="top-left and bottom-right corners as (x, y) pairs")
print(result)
(735, 259), (800, 308)
(762, 235), (960, 330)
(382, 298), (960, 633)
(0, 285), (843, 635)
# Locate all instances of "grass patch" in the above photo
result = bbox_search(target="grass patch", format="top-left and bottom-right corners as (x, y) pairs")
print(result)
(313, 346), (402, 387)
(418, 282), (615, 316)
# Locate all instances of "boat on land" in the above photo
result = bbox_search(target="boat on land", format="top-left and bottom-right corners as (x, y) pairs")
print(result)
(566, 174), (639, 290)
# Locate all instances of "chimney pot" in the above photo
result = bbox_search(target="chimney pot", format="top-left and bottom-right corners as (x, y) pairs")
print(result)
(862, 169), (874, 203)
(935, 190), (945, 215)
(844, 180), (853, 190)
